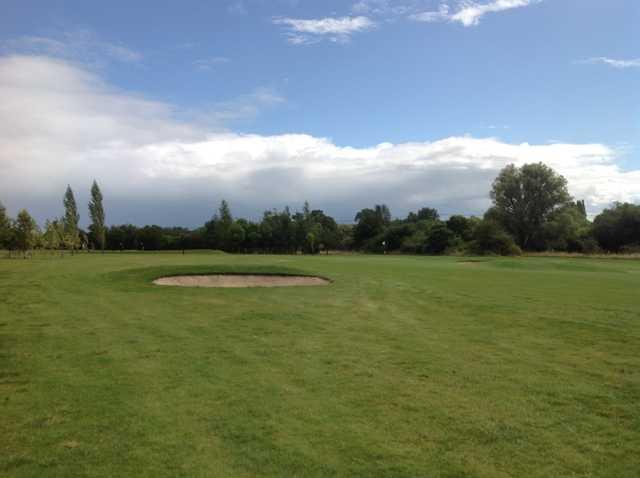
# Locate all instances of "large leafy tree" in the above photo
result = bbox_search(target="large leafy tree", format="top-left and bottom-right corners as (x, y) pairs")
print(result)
(63, 185), (80, 253)
(490, 163), (571, 250)
(88, 180), (106, 252)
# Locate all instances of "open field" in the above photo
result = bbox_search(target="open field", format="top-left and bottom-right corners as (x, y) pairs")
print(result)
(1, 253), (639, 477)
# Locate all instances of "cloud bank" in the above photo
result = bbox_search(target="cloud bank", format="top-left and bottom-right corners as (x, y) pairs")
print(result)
(1, 55), (638, 226)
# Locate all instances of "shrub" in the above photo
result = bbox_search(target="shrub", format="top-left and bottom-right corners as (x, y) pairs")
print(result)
(469, 220), (522, 256)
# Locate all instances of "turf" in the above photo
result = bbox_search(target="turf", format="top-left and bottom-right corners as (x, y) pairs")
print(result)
(1, 253), (639, 477)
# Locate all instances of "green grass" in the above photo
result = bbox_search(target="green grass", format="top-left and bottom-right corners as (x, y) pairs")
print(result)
(1, 253), (639, 477)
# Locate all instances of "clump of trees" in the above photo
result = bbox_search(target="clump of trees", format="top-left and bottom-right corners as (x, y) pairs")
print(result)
(592, 203), (640, 253)
(1, 164), (639, 257)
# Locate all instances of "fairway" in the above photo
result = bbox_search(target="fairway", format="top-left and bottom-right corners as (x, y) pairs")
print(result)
(1, 253), (639, 477)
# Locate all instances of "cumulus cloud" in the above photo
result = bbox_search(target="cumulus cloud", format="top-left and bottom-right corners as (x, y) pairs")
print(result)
(273, 16), (375, 44)
(0, 54), (638, 226)
(410, 0), (540, 27)
(578, 57), (640, 69)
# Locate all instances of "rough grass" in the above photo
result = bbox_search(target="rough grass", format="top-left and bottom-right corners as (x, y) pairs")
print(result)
(1, 253), (639, 477)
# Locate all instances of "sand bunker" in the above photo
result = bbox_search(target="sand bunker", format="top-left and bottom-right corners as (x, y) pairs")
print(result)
(153, 274), (330, 288)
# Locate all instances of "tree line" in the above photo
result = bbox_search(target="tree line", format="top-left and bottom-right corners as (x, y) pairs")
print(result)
(1, 163), (639, 257)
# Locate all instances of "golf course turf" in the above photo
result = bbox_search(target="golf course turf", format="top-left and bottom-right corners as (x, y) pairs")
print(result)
(1, 253), (639, 477)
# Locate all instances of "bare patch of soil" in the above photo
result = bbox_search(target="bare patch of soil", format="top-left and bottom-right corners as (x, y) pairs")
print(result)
(153, 274), (330, 288)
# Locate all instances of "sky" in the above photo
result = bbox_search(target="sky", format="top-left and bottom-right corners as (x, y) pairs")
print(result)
(0, 0), (638, 226)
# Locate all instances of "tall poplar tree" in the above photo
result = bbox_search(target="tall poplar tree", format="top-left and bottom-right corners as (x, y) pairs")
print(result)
(63, 185), (80, 253)
(88, 180), (106, 252)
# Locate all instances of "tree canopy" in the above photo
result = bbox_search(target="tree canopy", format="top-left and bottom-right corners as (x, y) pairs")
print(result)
(489, 163), (571, 250)
(2, 164), (639, 257)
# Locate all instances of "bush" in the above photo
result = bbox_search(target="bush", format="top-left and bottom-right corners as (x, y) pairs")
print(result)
(469, 220), (522, 256)
(424, 223), (456, 255)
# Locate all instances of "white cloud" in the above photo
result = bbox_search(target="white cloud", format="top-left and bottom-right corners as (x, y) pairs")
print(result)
(193, 57), (230, 71)
(1, 55), (638, 226)
(410, 5), (451, 23)
(227, 0), (247, 15)
(190, 87), (285, 124)
(410, 0), (539, 27)
(273, 16), (375, 44)
(579, 57), (640, 69)
(2, 29), (142, 65)
(451, 0), (538, 26)
(352, 0), (416, 16)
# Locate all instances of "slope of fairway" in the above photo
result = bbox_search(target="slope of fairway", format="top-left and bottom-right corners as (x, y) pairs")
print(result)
(1, 253), (639, 477)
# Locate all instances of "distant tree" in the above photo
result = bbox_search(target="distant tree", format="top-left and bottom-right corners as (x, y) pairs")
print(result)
(446, 215), (475, 241)
(215, 200), (234, 250)
(204, 199), (235, 251)
(42, 218), (65, 252)
(13, 209), (38, 258)
(490, 163), (571, 250)
(137, 225), (163, 250)
(593, 203), (640, 252)
(229, 222), (246, 252)
(373, 222), (415, 253)
(337, 224), (354, 251)
(407, 207), (439, 223)
(354, 204), (391, 247)
(106, 224), (139, 250)
(424, 223), (456, 254)
(88, 180), (106, 252)
(575, 199), (587, 219)
(313, 210), (340, 253)
(0, 201), (12, 249)
(63, 185), (80, 254)
(543, 203), (592, 252)
(470, 220), (521, 256)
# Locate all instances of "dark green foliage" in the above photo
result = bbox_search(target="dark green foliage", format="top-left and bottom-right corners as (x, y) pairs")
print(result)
(470, 220), (522, 256)
(543, 203), (593, 252)
(0, 201), (12, 249)
(593, 203), (640, 252)
(13, 209), (38, 256)
(353, 204), (391, 247)
(63, 185), (80, 251)
(423, 222), (456, 254)
(88, 180), (106, 251)
(490, 163), (571, 250)
(446, 215), (476, 241)
(406, 207), (439, 223)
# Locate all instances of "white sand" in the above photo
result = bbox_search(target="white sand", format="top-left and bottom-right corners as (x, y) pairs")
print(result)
(153, 274), (330, 288)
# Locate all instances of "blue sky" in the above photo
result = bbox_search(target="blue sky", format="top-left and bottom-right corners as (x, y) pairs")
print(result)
(0, 0), (639, 225)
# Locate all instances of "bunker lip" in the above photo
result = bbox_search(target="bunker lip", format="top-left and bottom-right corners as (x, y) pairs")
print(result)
(152, 274), (331, 288)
